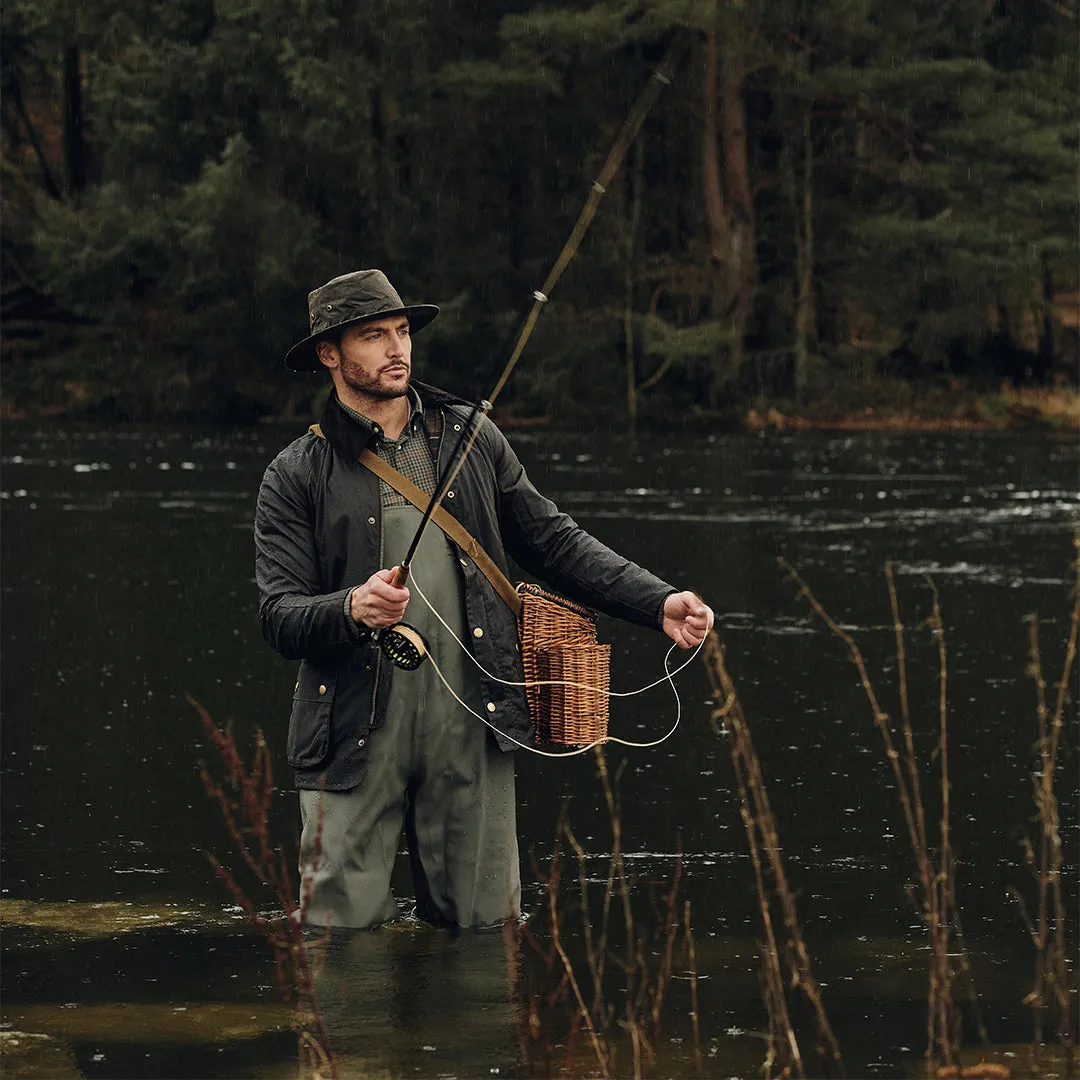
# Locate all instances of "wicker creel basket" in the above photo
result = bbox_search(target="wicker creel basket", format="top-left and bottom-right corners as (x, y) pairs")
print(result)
(516, 582), (610, 746)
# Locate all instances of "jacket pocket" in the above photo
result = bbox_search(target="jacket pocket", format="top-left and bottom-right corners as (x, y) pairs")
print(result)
(286, 662), (336, 769)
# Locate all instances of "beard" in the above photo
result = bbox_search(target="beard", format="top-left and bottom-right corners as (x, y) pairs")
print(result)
(339, 356), (410, 401)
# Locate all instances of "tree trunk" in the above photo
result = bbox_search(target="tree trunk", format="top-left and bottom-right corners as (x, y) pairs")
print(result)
(701, 23), (730, 317)
(63, 46), (87, 194)
(8, 70), (62, 199)
(625, 136), (644, 423)
(719, 48), (755, 363)
(701, 13), (757, 403)
(794, 109), (815, 403)
(1037, 260), (1054, 382)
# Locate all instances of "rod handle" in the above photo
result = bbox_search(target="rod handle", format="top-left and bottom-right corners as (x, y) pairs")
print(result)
(389, 564), (410, 588)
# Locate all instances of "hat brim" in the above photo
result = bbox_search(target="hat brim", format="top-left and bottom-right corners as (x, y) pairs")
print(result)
(284, 304), (440, 371)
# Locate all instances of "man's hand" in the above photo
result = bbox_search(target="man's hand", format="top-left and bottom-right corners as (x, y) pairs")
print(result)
(662, 591), (713, 649)
(350, 567), (410, 629)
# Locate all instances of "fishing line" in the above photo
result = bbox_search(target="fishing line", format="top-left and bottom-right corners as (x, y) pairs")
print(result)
(425, 633), (686, 759)
(406, 563), (712, 757)
(410, 564), (710, 696)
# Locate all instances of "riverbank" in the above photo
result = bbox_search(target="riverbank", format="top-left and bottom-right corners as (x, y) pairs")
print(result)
(2, 378), (1078, 432)
(741, 383), (1080, 434)
(492, 381), (1080, 433)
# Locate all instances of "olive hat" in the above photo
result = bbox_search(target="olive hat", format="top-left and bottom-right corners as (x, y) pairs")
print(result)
(284, 269), (440, 370)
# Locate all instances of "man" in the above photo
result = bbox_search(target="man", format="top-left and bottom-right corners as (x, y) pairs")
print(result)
(255, 269), (712, 931)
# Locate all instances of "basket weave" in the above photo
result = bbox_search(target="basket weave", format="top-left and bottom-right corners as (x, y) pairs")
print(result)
(516, 583), (610, 746)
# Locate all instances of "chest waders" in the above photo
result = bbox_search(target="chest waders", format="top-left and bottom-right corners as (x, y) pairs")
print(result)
(294, 500), (518, 930)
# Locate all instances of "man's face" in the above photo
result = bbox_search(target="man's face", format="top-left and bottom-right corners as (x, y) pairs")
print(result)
(325, 316), (412, 401)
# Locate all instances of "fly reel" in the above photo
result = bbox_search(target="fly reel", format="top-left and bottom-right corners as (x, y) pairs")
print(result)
(377, 622), (430, 671)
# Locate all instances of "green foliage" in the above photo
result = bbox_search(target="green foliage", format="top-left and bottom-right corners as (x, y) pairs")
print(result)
(2, 0), (1076, 421)
(640, 314), (740, 399)
(28, 134), (328, 415)
(436, 60), (563, 98)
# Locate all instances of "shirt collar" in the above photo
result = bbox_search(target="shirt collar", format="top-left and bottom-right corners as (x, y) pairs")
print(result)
(335, 387), (424, 442)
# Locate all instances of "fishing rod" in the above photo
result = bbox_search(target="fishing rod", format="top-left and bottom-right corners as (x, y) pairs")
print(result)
(376, 26), (692, 671)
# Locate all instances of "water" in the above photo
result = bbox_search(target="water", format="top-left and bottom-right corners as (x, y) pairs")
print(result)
(2, 422), (1076, 1077)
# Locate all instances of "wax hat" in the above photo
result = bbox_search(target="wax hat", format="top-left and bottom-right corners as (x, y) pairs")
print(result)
(284, 269), (440, 370)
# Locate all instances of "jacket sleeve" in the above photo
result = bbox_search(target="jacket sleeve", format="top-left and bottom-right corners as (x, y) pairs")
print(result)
(254, 448), (358, 661)
(485, 419), (676, 631)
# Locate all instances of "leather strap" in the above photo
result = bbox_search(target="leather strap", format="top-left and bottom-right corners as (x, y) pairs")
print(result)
(309, 423), (522, 615)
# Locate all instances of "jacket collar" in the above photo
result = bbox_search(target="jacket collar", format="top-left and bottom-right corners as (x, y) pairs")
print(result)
(412, 379), (474, 410)
(319, 381), (475, 460)
(320, 391), (375, 461)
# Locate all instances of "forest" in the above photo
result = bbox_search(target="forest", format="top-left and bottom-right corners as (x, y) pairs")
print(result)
(2, 0), (1077, 425)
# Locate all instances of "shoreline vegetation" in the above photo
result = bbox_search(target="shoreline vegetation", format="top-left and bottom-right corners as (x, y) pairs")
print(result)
(739, 383), (1080, 433)
(2, 380), (1077, 433)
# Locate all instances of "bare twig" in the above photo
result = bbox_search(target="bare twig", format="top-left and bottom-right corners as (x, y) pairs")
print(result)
(783, 560), (929, 894)
(781, 561), (969, 1072)
(516, 838), (584, 1077)
(192, 699), (336, 1080)
(684, 900), (704, 1077)
(563, 820), (607, 1025)
(1023, 543), (1079, 1072)
(887, 563), (930, 866)
(927, 579), (956, 1067)
(703, 632), (844, 1077)
(547, 833), (612, 1079)
(525, 750), (693, 1078)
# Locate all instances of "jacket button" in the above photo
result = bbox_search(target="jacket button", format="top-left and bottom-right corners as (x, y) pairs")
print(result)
(486, 701), (496, 713)
(446, 490), (455, 499)
(453, 423), (462, 431)
(357, 738), (366, 748)
(294, 681), (299, 691)
(319, 684), (327, 695)
(459, 558), (468, 569)
(473, 627), (484, 639)
(368, 516), (376, 525)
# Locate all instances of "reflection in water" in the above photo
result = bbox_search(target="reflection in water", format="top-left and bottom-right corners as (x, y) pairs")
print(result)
(306, 925), (519, 1077)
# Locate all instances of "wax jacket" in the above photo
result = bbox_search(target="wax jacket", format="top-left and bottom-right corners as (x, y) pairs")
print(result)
(254, 383), (677, 791)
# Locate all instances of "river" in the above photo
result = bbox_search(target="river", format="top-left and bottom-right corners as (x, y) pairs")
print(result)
(1, 422), (1076, 1078)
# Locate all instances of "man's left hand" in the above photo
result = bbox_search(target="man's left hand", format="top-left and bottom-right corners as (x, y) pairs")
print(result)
(662, 591), (713, 649)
